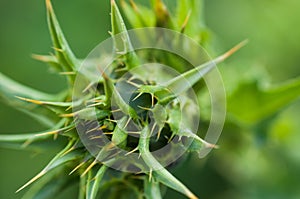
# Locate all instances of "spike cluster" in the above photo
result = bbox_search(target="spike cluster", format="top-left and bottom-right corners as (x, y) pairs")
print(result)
(0, 0), (244, 199)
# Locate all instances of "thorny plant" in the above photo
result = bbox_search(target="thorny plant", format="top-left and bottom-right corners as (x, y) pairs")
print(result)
(2, 0), (300, 199)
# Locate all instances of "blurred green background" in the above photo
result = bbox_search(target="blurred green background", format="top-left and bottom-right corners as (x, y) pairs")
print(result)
(0, 0), (299, 198)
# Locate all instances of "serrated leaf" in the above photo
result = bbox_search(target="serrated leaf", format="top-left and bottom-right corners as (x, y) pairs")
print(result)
(46, 0), (79, 74)
(86, 166), (107, 199)
(228, 77), (300, 124)
(16, 140), (83, 193)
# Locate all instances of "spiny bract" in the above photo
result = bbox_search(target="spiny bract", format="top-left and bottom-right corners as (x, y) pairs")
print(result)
(0, 0), (244, 198)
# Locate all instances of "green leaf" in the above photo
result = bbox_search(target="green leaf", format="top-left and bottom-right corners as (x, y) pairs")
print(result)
(16, 96), (76, 115)
(0, 119), (70, 151)
(120, 0), (155, 28)
(22, 167), (77, 199)
(144, 178), (162, 199)
(0, 72), (63, 127)
(0, 73), (59, 101)
(16, 140), (83, 193)
(175, 0), (208, 43)
(46, 0), (79, 74)
(16, 96), (74, 107)
(111, 0), (140, 69)
(164, 41), (247, 98)
(86, 166), (107, 199)
(138, 127), (198, 199)
(136, 41), (246, 104)
(78, 172), (87, 199)
(151, 0), (174, 28)
(166, 105), (217, 153)
(228, 77), (300, 124)
(109, 81), (139, 119)
(151, 104), (167, 132)
(111, 117), (128, 148)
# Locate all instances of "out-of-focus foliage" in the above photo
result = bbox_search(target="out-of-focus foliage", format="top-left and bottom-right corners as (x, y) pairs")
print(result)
(0, 0), (299, 199)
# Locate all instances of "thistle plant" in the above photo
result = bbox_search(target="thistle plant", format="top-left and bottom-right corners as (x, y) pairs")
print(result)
(0, 0), (253, 198)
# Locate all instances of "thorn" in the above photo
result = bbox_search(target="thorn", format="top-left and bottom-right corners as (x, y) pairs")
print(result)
(16, 96), (43, 105)
(16, 171), (45, 193)
(180, 10), (192, 33)
(87, 98), (104, 103)
(59, 71), (76, 75)
(31, 54), (55, 62)
(127, 75), (137, 82)
(216, 39), (249, 63)
(150, 123), (156, 136)
(156, 129), (162, 141)
(114, 67), (127, 73)
(35, 130), (59, 137)
(52, 47), (64, 52)
(81, 160), (97, 177)
(65, 106), (72, 111)
(106, 142), (116, 150)
(83, 82), (95, 93)
(64, 126), (75, 133)
(21, 139), (33, 148)
(178, 135), (182, 141)
(45, 0), (53, 12)
(132, 92), (143, 101)
(194, 136), (219, 149)
(69, 161), (85, 175)
(105, 119), (117, 123)
(149, 169), (153, 181)
(124, 117), (131, 129)
(53, 133), (58, 140)
(87, 102), (103, 107)
(89, 135), (103, 140)
(137, 105), (151, 111)
(168, 133), (176, 143)
(126, 80), (141, 88)
(127, 131), (141, 135)
(60, 112), (75, 118)
(129, 0), (139, 12)
(125, 147), (138, 156)
(151, 94), (155, 107)
(86, 125), (106, 134)
(60, 146), (74, 157)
